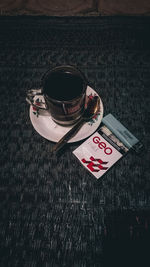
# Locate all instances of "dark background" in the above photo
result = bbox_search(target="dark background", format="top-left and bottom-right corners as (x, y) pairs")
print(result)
(0, 7), (150, 267)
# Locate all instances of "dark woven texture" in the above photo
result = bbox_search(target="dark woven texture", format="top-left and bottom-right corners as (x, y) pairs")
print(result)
(0, 17), (150, 266)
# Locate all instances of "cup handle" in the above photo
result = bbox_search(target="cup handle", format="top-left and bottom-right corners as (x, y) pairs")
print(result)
(26, 89), (48, 110)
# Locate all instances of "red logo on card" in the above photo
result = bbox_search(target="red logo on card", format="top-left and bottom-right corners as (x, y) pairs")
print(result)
(93, 136), (112, 155)
(81, 156), (108, 172)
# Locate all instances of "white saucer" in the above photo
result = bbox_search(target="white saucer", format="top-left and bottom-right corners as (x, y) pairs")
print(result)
(29, 86), (104, 143)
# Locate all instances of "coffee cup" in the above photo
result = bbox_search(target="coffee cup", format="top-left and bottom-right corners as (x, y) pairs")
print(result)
(26, 65), (87, 126)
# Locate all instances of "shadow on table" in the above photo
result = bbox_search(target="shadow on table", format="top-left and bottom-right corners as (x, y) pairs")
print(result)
(102, 209), (150, 267)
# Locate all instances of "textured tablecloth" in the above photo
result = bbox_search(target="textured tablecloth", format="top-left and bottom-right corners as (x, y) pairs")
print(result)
(0, 16), (150, 266)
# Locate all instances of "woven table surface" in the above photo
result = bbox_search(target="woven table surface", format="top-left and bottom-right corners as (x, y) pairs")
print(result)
(0, 16), (150, 266)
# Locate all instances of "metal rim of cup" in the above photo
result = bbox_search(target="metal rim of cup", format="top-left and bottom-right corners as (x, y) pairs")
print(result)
(41, 65), (88, 104)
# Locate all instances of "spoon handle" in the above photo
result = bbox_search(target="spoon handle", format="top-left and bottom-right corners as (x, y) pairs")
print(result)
(51, 118), (84, 154)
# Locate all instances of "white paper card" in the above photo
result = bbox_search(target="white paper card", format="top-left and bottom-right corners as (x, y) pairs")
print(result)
(73, 132), (123, 179)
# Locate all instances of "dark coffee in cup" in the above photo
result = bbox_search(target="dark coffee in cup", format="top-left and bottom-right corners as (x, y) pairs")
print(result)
(42, 65), (87, 126)
(44, 71), (84, 101)
(26, 65), (87, 126)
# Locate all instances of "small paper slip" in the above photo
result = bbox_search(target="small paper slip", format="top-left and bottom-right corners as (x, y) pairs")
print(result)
(73, 131), (123, 179)
(73, 114), (141, 179)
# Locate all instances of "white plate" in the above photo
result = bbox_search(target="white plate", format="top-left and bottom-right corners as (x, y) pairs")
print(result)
(29, 86), (104, 143)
